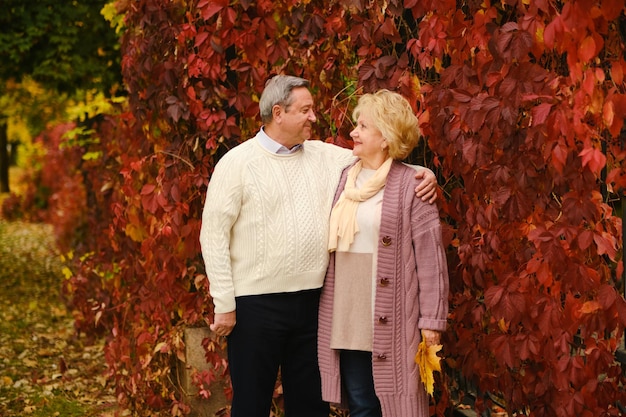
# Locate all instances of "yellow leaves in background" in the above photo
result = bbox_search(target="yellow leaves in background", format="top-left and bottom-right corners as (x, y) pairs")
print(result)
(8, 117), (30, 146)
(65, 89), (122, 123)
(1, 375), (13, 386)
(101, 1), (126, 34)
(415, 338), (442, 397)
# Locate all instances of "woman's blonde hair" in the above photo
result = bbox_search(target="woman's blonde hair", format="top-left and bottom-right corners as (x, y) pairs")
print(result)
(352, 89), (420, 160)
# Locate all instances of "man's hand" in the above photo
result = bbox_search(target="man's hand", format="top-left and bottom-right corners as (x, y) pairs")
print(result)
(414, 169), (438, 204)
(210, 311), (236, 336)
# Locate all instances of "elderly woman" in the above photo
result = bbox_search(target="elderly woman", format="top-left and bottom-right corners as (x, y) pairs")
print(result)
(318, 89), (450, 417)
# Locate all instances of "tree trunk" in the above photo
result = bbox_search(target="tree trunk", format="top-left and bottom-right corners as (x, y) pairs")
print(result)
(0, 119), (9, 193)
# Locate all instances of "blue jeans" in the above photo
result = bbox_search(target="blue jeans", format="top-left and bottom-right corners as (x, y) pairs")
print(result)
(340, 350), (382, 417)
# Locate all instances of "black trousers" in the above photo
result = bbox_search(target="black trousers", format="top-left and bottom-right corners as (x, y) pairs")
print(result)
(227, 289), (329, 417)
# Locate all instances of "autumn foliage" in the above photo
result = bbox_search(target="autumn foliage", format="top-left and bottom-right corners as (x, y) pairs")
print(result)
(5, 0), (626, 416)
(419, 1), (626, 416)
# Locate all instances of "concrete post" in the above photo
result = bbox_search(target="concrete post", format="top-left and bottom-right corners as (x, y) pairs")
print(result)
(178, 327), (229, 417)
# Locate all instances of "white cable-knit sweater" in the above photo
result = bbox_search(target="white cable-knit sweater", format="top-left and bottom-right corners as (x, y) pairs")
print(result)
(199, 134), (354, 313)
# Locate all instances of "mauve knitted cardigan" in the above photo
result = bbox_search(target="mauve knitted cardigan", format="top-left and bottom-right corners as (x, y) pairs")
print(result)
(318, 160), (450, 417)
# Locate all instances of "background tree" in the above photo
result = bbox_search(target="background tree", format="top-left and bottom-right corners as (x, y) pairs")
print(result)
(0, 0), (121, 193)
(0, 118), (7, 193)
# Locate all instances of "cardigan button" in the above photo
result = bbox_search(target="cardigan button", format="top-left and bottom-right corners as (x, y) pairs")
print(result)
(381, 236), (392, 246)
(378, 316), (388, 324)
(377, 353), (387, 360)
(379, 278), (389, 286)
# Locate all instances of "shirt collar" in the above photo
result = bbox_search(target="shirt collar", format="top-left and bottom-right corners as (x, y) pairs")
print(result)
(258, 127), (303, 154)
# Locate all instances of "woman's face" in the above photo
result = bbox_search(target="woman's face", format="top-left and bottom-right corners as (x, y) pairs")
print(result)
(350, 110), (387, 168)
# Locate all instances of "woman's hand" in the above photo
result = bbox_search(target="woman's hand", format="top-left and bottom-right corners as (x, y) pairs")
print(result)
(421, 329), (441, 347)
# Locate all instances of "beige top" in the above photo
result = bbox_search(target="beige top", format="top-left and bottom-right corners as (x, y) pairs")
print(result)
(330, 168), (384, 352)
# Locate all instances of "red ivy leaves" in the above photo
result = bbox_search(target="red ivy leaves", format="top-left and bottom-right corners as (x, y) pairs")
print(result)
(30, 0), (625, 416)
(422, 1), (626, 415)
(197, 0), (227, 20)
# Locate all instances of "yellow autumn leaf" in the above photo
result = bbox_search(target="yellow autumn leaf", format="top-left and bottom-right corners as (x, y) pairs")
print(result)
(415, 339), (442, 396)
(125, 222), (147, 242)
(62, 266), (73, 279)
(153, 341), (167, 353)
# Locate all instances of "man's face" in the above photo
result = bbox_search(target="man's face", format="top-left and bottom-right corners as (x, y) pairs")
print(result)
(278, 87), (317, 146)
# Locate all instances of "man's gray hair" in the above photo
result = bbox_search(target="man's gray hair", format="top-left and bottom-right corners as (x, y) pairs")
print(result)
(259, 75), (311, 123)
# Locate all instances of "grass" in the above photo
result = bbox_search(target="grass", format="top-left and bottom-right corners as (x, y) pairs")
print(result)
(0, 218), (116, 416)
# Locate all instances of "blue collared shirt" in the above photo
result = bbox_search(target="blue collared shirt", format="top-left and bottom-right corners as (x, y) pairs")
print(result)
(257, 127), (303, 154)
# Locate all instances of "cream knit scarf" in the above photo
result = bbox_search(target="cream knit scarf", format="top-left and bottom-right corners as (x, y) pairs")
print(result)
(328, 157), (392, 252)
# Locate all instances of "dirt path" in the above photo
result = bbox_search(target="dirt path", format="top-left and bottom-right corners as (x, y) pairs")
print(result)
(0, 220), (116, 417)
